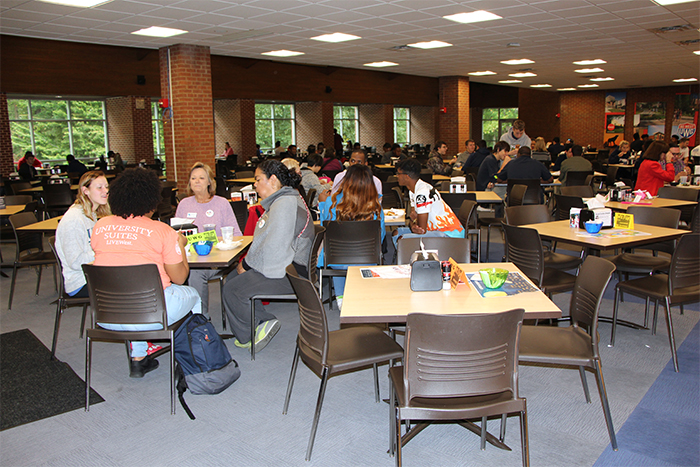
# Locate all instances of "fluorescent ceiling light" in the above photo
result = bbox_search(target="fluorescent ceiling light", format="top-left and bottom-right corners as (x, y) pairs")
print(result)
(364, 61), (398, 68)
(694, 51), (700, 55)
(509, 72), (536, 78)
(443, 10), (502, 24)
(407, 40), (452, 49)
(468, 71), (496, 76)
(311, 32), (360, 43)
(530, 84), (552, 88)
(651, 0), (699, 5)
(262, 50), (304, 57)
(673, 78), (698, 82)
(558, 88), (577, 91)
(578, 84), (599, 88)
(501, 59), (535, 65)
(499, 80), (522, 83)
(590, 77), (615, 81)
(132, 26), (187, 38)
(38, 0), (112, 6)
(575, 68), (604, 73)
(573, 59), (606, 65)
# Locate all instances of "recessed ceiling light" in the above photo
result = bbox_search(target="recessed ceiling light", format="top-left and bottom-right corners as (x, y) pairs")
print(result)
(499, 80), (522, 84)
(132, 26), (187, 38)
(590, 77), (615, 81)
(695, 50), (700, 55)
(652, 0), (699, 5)
(509, 72), (536, 78)
(364, 61), (398, 68)
(530, 84), (552, 88)
(673, 78), (698, 82)
(407, 40), (452, 49)
(38, 0), (112, 6)
(310, 32), (360, 43)
(573, 59), (606, 65)
(262, 50), (304, 57)
(468, 71), (496, 76)
(557, 88), (577, 91)
(575, 68), (604, 73)
(501, 59), (535, 65)
(578, 84), (599, 88)
(443, 10), (502, 24)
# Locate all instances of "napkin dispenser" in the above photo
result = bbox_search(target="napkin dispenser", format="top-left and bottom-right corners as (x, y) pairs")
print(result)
(579, 208), (613, 228)
(409, 251), (442, 292)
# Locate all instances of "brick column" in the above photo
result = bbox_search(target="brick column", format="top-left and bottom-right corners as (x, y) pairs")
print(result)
(106, 96), (153, 165)
(438, 76), (470, 156)
(239, 99), (257, 162)
(321, 101), (334, 149)
(0, 94), (13, 178)
(359, 104), (392, 149)
(159, 44), (215, 191)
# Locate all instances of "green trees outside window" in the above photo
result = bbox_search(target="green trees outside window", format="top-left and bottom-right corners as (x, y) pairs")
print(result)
(333, 105), (358, 145)
(482, 108), (519, 148)
(255, 103), (294, 152)
(394, 107), (410, 145)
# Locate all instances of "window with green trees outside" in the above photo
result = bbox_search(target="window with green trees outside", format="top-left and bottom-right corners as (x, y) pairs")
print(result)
(334, 105), (358, 145)
(255, 103), (295, 152)
(482, 108), (519, 148)
(394, 107), (410, 145)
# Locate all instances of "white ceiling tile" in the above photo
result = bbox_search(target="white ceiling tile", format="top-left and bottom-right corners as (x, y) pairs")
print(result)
(1, 9), (62, 22)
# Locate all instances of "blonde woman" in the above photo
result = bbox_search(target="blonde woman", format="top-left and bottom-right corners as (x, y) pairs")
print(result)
(55, 171), (110, 297)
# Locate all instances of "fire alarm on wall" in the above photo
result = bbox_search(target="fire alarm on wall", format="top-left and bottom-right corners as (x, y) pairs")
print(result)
(159, 98), (169, 109)
(439, 107), (447, 114)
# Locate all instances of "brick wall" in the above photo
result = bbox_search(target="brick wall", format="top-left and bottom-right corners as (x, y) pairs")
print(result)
(106, 96), (154, 164)
(359, 104), (387, 149)
(296, 101), (323, 152)
(518, 88), (561, 143)
(0, 93), (14, 178)
(438, 76), (470, 156)
(321, 101), (334, 151)
(214, 99), (241, 159)
(240, 99), (257, 161)
(560, 91), (605, 148)
(159, 44), (215, 191)
(132, 97), (153, 164)
(410, 106), (437, 146)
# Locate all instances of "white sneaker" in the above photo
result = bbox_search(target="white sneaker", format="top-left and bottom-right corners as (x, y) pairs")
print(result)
(336, 295), (343, 310)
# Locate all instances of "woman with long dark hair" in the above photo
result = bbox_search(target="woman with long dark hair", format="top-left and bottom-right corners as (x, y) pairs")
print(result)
(634, 141), (675, 196)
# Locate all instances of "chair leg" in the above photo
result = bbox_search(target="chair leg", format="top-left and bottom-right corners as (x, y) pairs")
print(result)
(664, 297), (679, 372)
(389, 376), (396, 457)
(643, 296), (650, 328)
(79, 305), (88, 338)
(520, 410), (530, 467)
(395, 399), (403, 467)
(50, 299), (63, 359)
(85, 335), (92, 411)
(170, 334), (176, 415)
(679, 304), (684, 315)
(480, 416), (487, 450)
(610, 287), (620, 346)
(499, 413), (507, 442)
(283, 346), (301, 414)
(220, 276), (227, 330)
(593, 360), (618, 451)
(250, 299), (256, 361)
(306, 367), (329, 461)
(578, 366), (591, 403)
(486, 225), (492, 262)
(8, 264), (18, 309)
(373, 363), (380, 403)
(651, 300), (659, 335)
(35, 264), (43, 295)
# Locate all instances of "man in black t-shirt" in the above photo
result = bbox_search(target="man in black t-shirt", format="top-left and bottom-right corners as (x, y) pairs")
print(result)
(476, 141), (511, 191)
(497, 146), (553, 204)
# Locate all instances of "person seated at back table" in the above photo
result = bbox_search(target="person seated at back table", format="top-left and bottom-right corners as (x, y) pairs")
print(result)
(66, 154), (88, 176)
(331, 148), (383, 197)
(552, 143), (572, 171)
(380, 142), (393, 164)
(321, 147), (343, 172)
(300, 154), (329, 209)
(497, 146), (553, 204)
(477, 141), (511, 218)
(394, 158), (464, 247)
(318, 164), (385, 307)
(175, 162), (241, 318)
(634, 141), (676, 196)
(452, 139), (475, 169)
(91, 168), (202, 378)
(18, 153), (38, 181)
(427, 140), (452, 175)
(17, 151), (43, 171)
(559, 144), (592, 185)
(464, 140), (491, 169)
(609, 140), (633, 164)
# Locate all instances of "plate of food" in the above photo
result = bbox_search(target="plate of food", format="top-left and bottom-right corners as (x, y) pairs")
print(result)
(215, 239), (243, 250)
(384, 209), (405, 220)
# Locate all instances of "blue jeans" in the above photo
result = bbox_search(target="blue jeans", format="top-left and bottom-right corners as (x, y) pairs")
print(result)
(98, 283), (202, 358)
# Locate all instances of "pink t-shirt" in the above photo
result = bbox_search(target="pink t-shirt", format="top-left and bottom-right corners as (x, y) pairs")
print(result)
(91, 215), (183, 289)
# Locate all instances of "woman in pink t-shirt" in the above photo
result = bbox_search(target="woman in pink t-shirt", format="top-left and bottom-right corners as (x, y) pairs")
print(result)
(91, 168), (202, 378)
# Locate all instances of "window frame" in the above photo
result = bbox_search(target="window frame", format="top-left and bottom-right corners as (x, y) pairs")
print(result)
(333, 105), (359, 145)
(393, 107), (410, 145)
(481, 107), (519, 148)
(254, 102), (296, 153)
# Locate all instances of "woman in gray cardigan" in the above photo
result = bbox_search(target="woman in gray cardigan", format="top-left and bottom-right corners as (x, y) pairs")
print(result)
(55, 171), (110, 297)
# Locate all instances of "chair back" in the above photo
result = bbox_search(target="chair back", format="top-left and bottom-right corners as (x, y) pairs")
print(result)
(305, 188), (317, 209)
(503, 223), (544, 286)
(441, 192), (476, 214)
(48, 236), (68, 299)
(508, 184), (527, 207)
(456, 199), (478, 229)
(324, 220), (382, 266)
(391, 186), (405, 209)
(9, 211), (43, 257)
(565, 171), (593, 187)
(507, 179), (541, 205)
(560, 185), (595, 197)
(402, 310), (524, 400)
(42, 183), (74, 208)
(626, 206), (680, 229)
(555, 194), (585, 221)
(569, 256), (615, 341)
(381, 181), (400, 208)
(229, 200), (249, 233)
(464, 166), (479, 182)
(657, 186), (700, 202)
(6, 180), (32, 195)
(82, 264), (168, 327)
(605, 166), (619, 187)
(286, 264), (330, 366)
(215, 176), (228, 198)
(505, 204), (551, 226)
(669, 233), (700, 292)
(691, 205), (700, 233)
(307, 225), (325, 286)
(397, 236), (470, 264)
(4, 195), (33, 205)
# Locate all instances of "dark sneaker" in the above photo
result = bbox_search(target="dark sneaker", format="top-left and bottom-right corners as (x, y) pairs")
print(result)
(130, 356), (159, 378)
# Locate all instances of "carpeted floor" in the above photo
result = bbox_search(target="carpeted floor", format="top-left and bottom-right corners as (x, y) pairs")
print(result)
(0, 329), (103, 431)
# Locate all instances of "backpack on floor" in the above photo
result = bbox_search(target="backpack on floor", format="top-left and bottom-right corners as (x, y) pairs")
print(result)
(174, 313), (241, 419)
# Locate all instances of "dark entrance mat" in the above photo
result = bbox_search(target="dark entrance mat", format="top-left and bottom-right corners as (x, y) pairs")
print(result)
(1, 329), (104, 431)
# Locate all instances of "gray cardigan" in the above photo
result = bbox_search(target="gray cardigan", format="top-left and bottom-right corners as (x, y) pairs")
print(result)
(55, 205), (96, 294)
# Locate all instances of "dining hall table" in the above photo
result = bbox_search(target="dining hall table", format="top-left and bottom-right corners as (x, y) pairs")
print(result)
(604, 197), (697, 211)
(187, 236), (253, 269)
(0, 205), (26, 217)
(16, 216), (62, 233)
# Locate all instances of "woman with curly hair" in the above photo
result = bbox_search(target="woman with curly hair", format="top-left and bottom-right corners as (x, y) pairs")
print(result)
(91, 168), (202, 378)
(222, 159), (314, 353)
(55, 171), (111, 298)
(317, 164), (385, 305)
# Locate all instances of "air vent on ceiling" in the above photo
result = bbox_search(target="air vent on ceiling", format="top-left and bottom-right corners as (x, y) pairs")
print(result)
(214, 30), (272, 43)
(389, 45), (413, 51)
(649, 24), (694, 34)
(675, 38), (700, 46)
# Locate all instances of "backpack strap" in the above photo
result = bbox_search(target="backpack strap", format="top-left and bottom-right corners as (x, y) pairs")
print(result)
(175, 363), (196, 420)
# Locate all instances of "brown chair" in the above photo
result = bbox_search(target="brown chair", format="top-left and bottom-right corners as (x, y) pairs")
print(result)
(503, 223), (576, 298)
(235, 170), (254, 179)
(284, 265), (404, 461)
(564, 170), (593, 186)
(692, 204), (700, 233)
(396, 236), (470, 264)
(3, 195), (33, 205)
(611, 233), (700, 372)
(456, 199), (480, 262)
(560, 185), (595, 198)
(389, 309), (528, 467)
(229, 200), (248, 234)
(247, 225), (325, 360)
(441, 192), (477, 214)
(554, 193), (585, 221)
(8, 212), (57, 309)
(48, 236), (90, 359)
(82, 264), (184, 414)
(507, 178), (542, 205)
(479, 184), (527, 261)
(657, 186), (698, 226)
(519, 256), (618, 450)
(41, 183), (74, 217)
(391, 186), (405, 209)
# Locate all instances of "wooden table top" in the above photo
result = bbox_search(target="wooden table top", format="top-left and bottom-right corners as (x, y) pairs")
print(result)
(314, 210), (406, 227)
(439, 191), (504, 203)
(604, 197), (697, 211)
(375, 164), (394, 170)
(521, 220), (687, 251)
(227, 177), (256, 185)
(0, 205), (26, 217)
(19, 185), (79, 193)
(187, 236), (252, 269)
(432, 174), (451, 181)
(340, 262), (561, 324)
(17, 216), (62, 232)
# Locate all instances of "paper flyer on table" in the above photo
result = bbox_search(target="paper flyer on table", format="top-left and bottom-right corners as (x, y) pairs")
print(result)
(359, 265), (411, 279)
(467, 271), (539, 298)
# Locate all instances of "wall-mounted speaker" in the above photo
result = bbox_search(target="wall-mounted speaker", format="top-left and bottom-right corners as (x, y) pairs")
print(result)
(325, 86), (332, 93)
(137, 75), (146, 85)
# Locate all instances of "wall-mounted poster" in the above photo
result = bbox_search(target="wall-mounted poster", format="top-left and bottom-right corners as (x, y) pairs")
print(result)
(672, 93), (698, 146)
(634, 102), (666, 138)
(604, 92), (626, 147)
